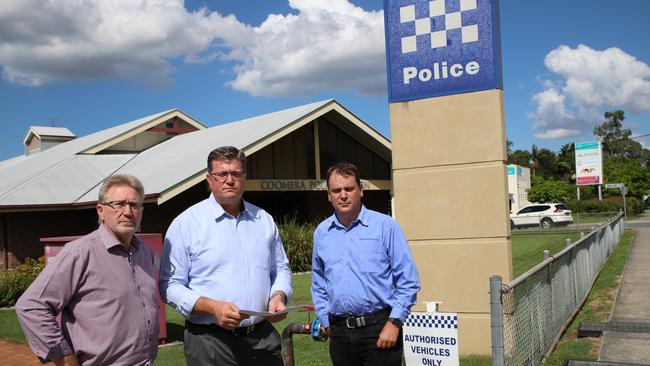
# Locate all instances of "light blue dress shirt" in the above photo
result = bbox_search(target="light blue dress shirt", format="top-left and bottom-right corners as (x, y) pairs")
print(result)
(160, 195), (292, 327)
(311, 206), (420, 328)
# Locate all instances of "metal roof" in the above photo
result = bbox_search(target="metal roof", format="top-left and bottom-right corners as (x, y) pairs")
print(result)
(24, 126), (76, 143)
(1, 100), (391, 209)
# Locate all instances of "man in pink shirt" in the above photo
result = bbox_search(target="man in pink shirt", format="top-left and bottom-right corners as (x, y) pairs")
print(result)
(16, 174), (159, 366)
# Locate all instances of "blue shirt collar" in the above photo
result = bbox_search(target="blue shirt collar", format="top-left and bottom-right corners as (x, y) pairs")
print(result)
(327, 205), (369, 231)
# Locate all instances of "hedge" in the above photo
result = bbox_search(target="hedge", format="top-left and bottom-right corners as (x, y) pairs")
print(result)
(566, 196), (643, 214)
(0, 257), (45, 307)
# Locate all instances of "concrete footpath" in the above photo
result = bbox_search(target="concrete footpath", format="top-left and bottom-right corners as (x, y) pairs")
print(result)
(598, 212), (650, 365)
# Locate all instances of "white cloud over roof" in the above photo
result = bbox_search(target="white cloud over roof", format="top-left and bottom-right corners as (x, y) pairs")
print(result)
(0, 0), (386, 95)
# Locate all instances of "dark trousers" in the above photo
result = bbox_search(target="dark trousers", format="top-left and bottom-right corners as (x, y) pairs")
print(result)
(184, 320), (283, 366)
(329, 314), (403, 366)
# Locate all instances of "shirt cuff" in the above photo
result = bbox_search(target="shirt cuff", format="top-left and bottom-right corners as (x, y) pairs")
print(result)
(319, 315), (330, 328)
(176, 291), (202, 318)
(43, 340), (73, 362)
(270, 284), (292, 304)
(389, 305), (409, 323)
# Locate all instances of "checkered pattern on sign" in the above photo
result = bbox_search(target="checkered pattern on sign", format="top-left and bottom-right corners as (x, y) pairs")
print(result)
(399, 0), (478, 53)
(405, 314), (458, 329)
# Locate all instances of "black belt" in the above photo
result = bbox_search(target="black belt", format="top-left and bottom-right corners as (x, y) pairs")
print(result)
(187, 320), (264, 336)
(329, 308), (390, 329)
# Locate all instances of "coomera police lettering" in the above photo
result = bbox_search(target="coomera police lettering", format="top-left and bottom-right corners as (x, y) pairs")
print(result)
(403, 61), (480, 84)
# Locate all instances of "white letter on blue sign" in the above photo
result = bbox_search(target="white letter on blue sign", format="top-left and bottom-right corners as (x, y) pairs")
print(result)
(403, 67), (418, 84)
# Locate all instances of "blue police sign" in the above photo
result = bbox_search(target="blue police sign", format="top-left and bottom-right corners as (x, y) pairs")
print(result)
(384, 0), (503, 102)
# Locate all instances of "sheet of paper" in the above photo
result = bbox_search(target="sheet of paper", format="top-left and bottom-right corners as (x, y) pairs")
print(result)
(239, 304), (311, 317)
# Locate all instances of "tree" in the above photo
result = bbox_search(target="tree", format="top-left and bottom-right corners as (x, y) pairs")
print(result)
(593, 110), (648, 164)
(535, 148), (559, 179)
(604, 157), (650, 198)
(557, 143), (575, 182)
(527, 176), (571, 203)
(508, 149), (531, 167)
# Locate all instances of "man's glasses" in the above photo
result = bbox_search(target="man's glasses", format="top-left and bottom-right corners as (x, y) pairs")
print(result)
(210, 170), (245, 182)
(102, 200), (144, 212)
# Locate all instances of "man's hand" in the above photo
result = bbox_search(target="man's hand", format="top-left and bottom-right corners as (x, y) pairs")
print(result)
(52, 354), (80, 366)
(376, 321), (400, 349)
(266, 291), (287, 323)
(193, 297), (249, 330)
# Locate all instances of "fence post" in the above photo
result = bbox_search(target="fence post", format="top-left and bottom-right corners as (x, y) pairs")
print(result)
(543, 250), (550, 260)
(565, 239), (571, 247)
(490, 276), (505, 366)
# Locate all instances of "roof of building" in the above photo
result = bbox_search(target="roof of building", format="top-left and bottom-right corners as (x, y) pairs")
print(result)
(23, 126), (76, 145)
(0, 99), (391, 210)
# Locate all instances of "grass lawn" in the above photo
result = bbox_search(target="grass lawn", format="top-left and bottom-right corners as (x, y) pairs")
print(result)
(511, 231), (581, 278)
(0, 229), (627, 366)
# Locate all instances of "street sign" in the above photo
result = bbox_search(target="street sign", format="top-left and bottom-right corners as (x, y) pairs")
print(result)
(383, 0), (503, 102)
(605, 183), (624, 189)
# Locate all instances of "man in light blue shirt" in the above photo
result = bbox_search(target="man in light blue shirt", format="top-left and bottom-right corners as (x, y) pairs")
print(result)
(160, 146), (292, 366)
(312, 162), (420, 366)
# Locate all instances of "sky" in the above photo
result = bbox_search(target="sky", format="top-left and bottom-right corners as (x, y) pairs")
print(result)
(1, 0), (649, 161)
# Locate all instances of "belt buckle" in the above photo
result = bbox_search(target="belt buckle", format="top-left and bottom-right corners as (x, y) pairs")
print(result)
(345, 316), (366, 328)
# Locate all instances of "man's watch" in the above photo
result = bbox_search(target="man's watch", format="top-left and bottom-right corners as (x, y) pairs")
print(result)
(389, 318), (403, 327)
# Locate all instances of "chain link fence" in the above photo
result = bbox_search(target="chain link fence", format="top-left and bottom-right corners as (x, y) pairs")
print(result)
(490, 212), (625, 366)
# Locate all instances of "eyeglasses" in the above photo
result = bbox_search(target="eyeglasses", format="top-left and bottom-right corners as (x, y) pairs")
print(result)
(102, 200), (144, 212)
(210, 170), (245, 182)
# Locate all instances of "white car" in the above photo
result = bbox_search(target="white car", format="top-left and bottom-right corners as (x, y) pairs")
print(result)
(510, 203), (573, 229)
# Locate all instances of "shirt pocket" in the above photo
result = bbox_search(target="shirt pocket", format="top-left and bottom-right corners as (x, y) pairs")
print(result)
(250, 237), (272, 271)
(354, 237), (387, 273)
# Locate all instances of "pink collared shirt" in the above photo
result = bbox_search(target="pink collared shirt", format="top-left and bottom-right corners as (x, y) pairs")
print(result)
(16, 224), (159, 365)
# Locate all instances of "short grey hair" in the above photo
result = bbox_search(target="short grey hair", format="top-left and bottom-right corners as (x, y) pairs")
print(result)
(207, 146), (247, 173)
(98, 174), (145, 203)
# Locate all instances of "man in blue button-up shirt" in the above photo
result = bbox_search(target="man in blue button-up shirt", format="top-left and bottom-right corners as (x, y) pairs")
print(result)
(160, 146), (292, 366)
(312, 162), (420, 366)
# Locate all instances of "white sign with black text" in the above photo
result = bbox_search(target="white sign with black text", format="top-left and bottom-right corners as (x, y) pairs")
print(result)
(403, 302), (459, 366)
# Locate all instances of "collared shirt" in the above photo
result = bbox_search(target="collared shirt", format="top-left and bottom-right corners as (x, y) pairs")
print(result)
(160, 195), (292, 326)
(311, 205), (420, 328)
(16, 224), (159, 366)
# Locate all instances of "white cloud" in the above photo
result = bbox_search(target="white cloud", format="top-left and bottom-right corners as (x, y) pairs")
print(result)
(224, 0), (386, 96)
(0, 0), (238, 87)
(0, 0), (387, 95)
(529, 44), (650, 139)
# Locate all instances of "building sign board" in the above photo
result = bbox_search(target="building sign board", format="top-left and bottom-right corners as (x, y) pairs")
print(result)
(383, 0), (503, 102)
(244, 179), (391, 191)
(575, 141), (603, 186)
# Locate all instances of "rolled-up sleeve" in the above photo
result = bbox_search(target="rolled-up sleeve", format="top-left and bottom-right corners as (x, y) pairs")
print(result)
(159, 219), (201, 318)
(269, 225), (293, 302)
(16, 252), (79, 362)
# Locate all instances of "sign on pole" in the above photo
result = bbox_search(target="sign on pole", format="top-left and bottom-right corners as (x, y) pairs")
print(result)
(604, 183), (623, 189)
(575, 141), (603, 186)
(383, 0), (502, 102)
(403, 302), (459, 366)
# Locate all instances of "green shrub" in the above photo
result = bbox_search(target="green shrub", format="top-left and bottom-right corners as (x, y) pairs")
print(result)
(278, 217), (320, 273)
(566, 196), (643, 214)
(0, 257), (45, 307)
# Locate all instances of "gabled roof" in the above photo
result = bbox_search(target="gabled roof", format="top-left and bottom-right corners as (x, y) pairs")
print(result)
(0, 100), (391, 210)
(0, 109), (205, 208)
(23, 126), (76, 145)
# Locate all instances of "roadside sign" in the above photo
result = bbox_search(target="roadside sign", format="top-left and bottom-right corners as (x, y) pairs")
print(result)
(575, 141), (603, 186)
(605, 183), (624, 189)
